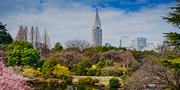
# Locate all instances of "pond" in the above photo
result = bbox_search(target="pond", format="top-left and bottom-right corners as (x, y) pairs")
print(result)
(30, 82), (121, 90)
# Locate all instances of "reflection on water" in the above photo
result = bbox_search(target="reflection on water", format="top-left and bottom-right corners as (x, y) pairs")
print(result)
(31, 82), (120, 90)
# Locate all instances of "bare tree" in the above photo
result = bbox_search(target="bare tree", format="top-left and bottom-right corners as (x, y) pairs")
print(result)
(90, 53), (101, 63)
(101, 50), (124, 62)
(119, 49), (140, 68)
(125, 56), (178, 90)
(15, 25), (24, 41)
(34, 27), (41, 50)
(23, 26), (28, 41)
(65, 39), (91, 51)
(42, 29), (51, 56)
(29, 26), (35, 46)
(59, 51), (85, 71)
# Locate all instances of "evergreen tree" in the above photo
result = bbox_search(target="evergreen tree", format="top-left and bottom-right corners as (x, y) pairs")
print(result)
(53, 42), (63, 52)
(163, 0), (180, 28)
(0, 22), (13, 44)
(163, 0), (180, 48)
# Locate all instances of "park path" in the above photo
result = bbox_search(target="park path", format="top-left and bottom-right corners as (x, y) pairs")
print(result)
(71, 75), (121, 81)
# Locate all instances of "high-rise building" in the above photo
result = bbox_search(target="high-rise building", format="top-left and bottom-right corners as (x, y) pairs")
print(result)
(142, 42), (159, 51)
(92, 6), (102, 46)
(133, 37), (147, 51)
(120, 36), (132, 49)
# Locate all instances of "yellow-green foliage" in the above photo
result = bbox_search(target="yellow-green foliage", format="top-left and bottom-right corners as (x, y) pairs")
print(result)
(52, 64), (70, 77)
(23, 67), (42, 79)
(41, 55), (58, 78)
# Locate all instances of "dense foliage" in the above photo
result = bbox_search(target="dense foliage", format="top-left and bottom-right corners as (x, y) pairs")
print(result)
(77, 77), (96, 85)
(164, 32), (180, 48)
(52, 64), (70, 78)
(6, 41), (40, 66)
(0, 22), (13, 45)
(109, 78), (120, 87)
(41, 55), (57, 78)
(74, 60), (92, 75)
(78, 78), (84, 84)
(23, 67), (42, 79)
(52, 42), (63, 52)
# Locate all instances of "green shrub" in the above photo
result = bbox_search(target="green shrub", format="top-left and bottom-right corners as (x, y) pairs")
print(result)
(95, 68), (101, 76)
(66, 76), (72, 83)
(6, 41), (40, 66)
(74, 60), (92, 75)
(109, 78), (119, 87)
(41, 55), (57, 78)
(97, 61), (106, 68)
(78, 78), (84, 84)
(87, 69), (96, 76)
(83, 77), (92, 84)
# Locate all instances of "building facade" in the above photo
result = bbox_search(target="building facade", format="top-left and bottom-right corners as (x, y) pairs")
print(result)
(142, 42), (159, 51)
(120, 36), (133, 50)
(133, 37), (147, 51)
(92, 6), (102, 46)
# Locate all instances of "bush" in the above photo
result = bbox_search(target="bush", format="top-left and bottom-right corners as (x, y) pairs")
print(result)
(87, 69), (96, 76)
(41, 55), (57, 78)
(6, 41), (40, 66)
(95, 68), (101, 76)
(78, 78), (84, 84)
(109, 78), (119, 87)
(23, 67), (42, 79)
(74, 60), (92, 75)
(52, 64), (70, 78)
(66, 76), (72, 83)
(83, 77), (92, 84)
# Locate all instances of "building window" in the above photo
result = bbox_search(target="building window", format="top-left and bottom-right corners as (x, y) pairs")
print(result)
(97, 27), (99, 29)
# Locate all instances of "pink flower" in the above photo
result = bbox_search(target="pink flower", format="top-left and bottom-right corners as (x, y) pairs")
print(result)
(0, 58), (33, 90)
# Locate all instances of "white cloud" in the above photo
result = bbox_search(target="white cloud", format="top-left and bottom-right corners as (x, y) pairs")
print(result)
(0, 0), (178, 48)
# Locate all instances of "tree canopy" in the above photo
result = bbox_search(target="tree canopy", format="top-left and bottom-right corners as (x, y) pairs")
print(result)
(0, 22), (13, 44)
(163, 0), (180, 29)
(6, 41), (40, 66)
(53, 42), (63, 52)
(163, 0), (180, 48)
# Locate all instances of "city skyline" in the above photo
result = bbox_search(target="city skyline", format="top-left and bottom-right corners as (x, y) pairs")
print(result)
(0, 0), (179, 47)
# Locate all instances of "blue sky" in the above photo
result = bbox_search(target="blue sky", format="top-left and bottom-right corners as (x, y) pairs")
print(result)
(0, 0), (178, 47)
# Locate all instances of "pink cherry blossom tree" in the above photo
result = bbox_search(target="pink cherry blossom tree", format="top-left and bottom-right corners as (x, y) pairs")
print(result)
(0, 55), (33, 90)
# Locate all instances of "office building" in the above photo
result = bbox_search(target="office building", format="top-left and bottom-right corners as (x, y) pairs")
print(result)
(92, 6), (102, 46)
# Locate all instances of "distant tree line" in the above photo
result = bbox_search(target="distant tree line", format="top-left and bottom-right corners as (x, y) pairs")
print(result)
(15, 25), (51, 56)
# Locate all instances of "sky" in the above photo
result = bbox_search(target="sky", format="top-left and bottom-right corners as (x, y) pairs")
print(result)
(0, 0), (179, 47)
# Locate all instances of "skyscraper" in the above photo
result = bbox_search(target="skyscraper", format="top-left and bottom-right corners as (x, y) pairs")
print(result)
(92, 6), (102, 46)
(133, 37), (147, 51)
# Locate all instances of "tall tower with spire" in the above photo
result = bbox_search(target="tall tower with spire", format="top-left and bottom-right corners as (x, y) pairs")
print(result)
(92, 6), (102, 46)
